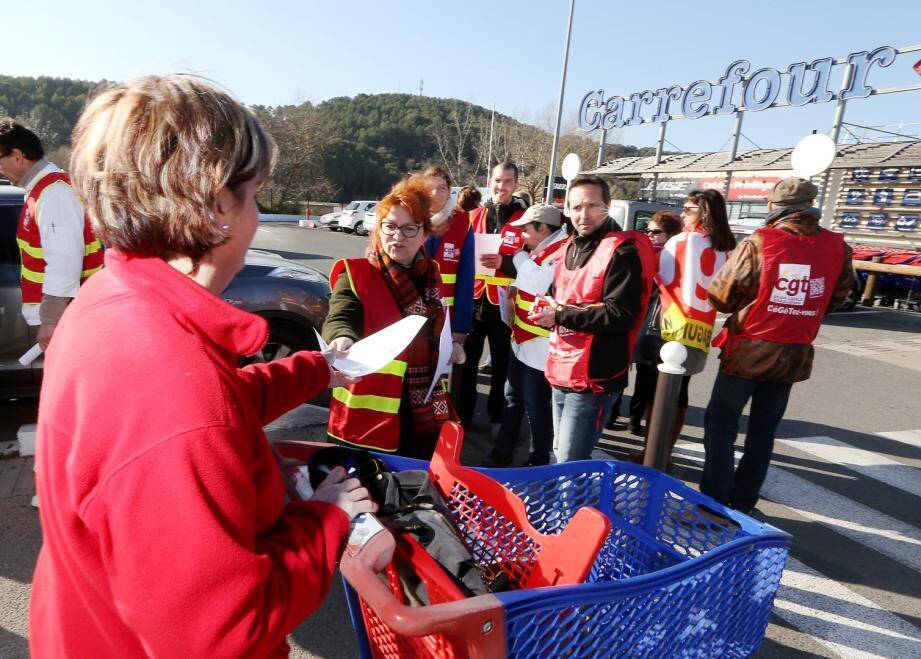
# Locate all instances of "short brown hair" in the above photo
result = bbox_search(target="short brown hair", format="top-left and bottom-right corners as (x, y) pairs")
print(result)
(69, 74), (276, 258)
(568, 174), (611, 207)
(422, 164), (453, 188)
(0, 119), (44, 161)
(649, 210), (682, 237)
(370, 176), (432, 248)
(456, 185), (481, 212)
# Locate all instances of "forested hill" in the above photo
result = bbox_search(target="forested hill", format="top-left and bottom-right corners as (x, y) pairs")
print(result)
(0, 75), (655, 208)
(0, 76), (102, 150)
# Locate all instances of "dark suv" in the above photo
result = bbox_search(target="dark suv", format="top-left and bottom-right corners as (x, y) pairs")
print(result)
(0, 186), (329, 398)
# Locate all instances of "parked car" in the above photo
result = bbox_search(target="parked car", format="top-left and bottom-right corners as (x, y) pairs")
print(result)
(319, 210), (343, 230)
(0, 186), (331, 399)
(609, 199), (678, 232)
(337, 200), (377, 235)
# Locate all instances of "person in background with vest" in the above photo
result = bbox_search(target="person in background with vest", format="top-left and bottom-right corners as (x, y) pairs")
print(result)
(30, 74), (374, 657)
(632, 192), (736, 470)
(324, 176), (463, 459)
(457, 161), (527, 431)
(421, 166), (474, 403)
(531, 175), (655, 462)
(485, 204), (567, 467)
(626, 211), (683, 437)
(700, 178), (855, 513)
(0, 119), (102, 350)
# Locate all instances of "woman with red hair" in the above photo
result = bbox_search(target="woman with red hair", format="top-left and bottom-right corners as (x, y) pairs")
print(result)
(323, 177), (461, 458)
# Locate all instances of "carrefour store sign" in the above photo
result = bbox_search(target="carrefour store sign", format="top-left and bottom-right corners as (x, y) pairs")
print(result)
(579, 46), (898, 130)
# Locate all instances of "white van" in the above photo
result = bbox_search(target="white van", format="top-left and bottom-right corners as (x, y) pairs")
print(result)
(337, 200), (377, 235)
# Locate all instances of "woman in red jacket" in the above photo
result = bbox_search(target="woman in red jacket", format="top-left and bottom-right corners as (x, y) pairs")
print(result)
(29, 74), (375, 658)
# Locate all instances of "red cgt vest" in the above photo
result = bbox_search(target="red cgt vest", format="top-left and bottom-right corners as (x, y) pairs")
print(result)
(17, 171), (103, 303)
(431, 208), (470, 311)
(736, 227), (845, 345)
(470, 205), (525, 304)
(546, 231), (655, 393)
(511, 237), (567, 346)
(326, 258), (445, 452)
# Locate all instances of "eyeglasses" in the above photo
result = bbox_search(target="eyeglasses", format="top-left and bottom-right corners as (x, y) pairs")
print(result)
(646, 228), (665, 235)
(680, 206), (700, 214)
(380, 221), (422, 238)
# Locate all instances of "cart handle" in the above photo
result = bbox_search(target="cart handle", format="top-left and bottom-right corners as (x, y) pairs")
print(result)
(340, 524), (507, 658)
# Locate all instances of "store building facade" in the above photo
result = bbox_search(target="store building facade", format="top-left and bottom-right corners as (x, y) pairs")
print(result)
(586, 139), (921, 250)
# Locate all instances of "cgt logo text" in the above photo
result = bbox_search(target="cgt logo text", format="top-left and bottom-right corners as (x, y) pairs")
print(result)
(770, 263), (824, 306)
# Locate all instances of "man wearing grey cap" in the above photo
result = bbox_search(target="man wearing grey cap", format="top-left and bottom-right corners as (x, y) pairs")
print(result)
(486, 204), (567, 466)
(700, 177), (855, 514)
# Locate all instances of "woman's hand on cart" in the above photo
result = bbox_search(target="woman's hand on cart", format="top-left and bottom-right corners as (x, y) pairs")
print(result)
(310, 466), (379, 521)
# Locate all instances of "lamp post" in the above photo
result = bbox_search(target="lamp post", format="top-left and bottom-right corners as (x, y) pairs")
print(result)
(546, 0), (576, 204)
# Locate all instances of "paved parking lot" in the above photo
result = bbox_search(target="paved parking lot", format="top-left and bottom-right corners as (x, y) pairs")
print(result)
(2, 225), (919, 657)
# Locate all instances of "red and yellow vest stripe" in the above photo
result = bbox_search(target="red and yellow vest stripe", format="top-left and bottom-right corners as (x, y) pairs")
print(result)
(326, 258), (444, 452)
(511, 237), (566, 346)
(431, 209), (470, 309)
(16, 171), (102, 304)
(470, 205), (525, 304)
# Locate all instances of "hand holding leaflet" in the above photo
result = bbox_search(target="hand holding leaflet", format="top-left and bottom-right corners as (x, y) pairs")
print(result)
(497, 286), (511, 327)
(315, 315), (427, 377)
(424, 305), (453, 402)
(474, 233), (503, 276)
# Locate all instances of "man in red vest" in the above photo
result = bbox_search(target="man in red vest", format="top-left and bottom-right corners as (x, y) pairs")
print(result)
(0, 119), (102, 350)
(457, 161), (527, 431)
(532, 175), (655, 462)
(700, 178), (855, 514)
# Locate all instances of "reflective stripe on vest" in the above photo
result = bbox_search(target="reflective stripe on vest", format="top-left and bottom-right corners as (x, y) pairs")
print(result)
(432, 210), (469, 312)
(17, 172), (104, 303)
(512, 293), (551, 340)
(471, 205), (525, 304)
(326, 258), (430, 452)
(331, 359), (407, 413)
(511, 237), (566, 345)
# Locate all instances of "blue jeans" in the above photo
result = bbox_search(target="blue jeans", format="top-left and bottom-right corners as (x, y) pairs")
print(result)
(495, 352), (553, 464)
(552, 388), (619, 463)
(699, 372), (793, 512)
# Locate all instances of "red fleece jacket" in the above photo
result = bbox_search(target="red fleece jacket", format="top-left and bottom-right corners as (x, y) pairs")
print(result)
(30, 251), (349, 658)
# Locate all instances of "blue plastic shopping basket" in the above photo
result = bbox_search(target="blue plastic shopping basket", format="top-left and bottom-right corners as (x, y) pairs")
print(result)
(279, 422), (790, 658)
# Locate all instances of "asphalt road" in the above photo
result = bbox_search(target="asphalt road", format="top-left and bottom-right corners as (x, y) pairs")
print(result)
(2, 223), (919, 657)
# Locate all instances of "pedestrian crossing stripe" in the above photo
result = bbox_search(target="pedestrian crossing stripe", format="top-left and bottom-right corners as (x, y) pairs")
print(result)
(672, 443), (921, 574)
(776, 436), (921, 499)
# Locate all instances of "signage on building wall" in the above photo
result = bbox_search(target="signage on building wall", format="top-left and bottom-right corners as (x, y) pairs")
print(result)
(639, 173), (789, 202)
(867, 212), (889, 229)
(579, 46), (899, 130)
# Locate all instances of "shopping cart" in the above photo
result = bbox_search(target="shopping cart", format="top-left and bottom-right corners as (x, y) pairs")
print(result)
(277, 422), (790, 658)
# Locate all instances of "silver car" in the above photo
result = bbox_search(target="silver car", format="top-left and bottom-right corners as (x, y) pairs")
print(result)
(0, 186), (330, 398)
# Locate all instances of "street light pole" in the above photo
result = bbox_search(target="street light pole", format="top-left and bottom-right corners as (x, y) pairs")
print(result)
(486, 104), (496, 186)
(547, 0), (576, 203)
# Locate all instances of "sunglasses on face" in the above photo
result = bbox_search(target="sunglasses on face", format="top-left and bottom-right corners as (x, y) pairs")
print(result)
(380, 221), (422, 238)
(646, 228), (665, 235)
(681, 206), (700, 214)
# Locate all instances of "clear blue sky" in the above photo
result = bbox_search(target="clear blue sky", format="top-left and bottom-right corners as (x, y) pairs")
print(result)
(8, 0), (921, 154)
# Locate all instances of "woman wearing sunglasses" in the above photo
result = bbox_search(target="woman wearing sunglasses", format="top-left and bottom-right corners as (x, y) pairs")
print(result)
(633, 190), (735, 470)
(323, 176), (462, 459)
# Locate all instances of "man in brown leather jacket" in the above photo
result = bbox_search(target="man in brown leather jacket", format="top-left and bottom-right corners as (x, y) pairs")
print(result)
(700, 178), (855, 513)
